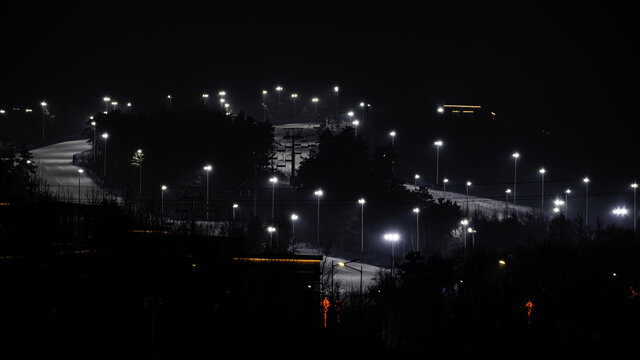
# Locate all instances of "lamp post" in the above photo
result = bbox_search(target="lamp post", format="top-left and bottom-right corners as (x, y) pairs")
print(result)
(111, 101), (118, 110)
(631, 183), (638, 231)
(360, 102), (366, 124)
(77, 169), (84, 203)
(554, 198), (565, 216)
(505, 188), (511, 217)
(460, 219), (469, 252)
(202, 93), (209, 107)
(40, 101), (47, 142)
(291, 213), (298, 246)
(167, 95), (172, 110)
(612, 207), (628, 227)
(383, 233), (400, 273)
(161, 185), (167, 217)
(389, 131), (396, 146)
(127, 102), (132, 112)
(338, 260), (364, 296)
(443, 178), (449, 193)
(312, 97), (319, 115)
(262, 90), (267, 121)
(291, 93), (298, 120)
(333, 86), (339, 119)
(315, 189), (323, 244)
(466, 181), (472, 216)
(434, 140), (443, 184)
(414, 174), (420, 188)
(269, 176), (278, 222)
(413, 207), (420, 252)
(583, 177), (590, 225)
(267, 226), (276, 248)
(565, 189), (571, 218)
(101, 133), (109, 179)
(512, 152), (520, 204)
(539, 168), (546, 210)
(468, 227), (476, 252)
(233, 203), (238, 220)
(90, 119), (96, 162)
(203, 165), (212, 219)
(358, 198), (365, 259)
(276, 86), (283, 116)
(103, 97), (111, 112)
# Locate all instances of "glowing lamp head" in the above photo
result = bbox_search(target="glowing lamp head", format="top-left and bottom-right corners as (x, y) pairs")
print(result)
(352, 120), (359, 126)
(565, 189), (571, 194)
(78, 169), (84, 174)
(333, 86), (339, 92)
(103, 97), (110, 102)
(505, 189), (511, 194)
(101, 133), (109, 139)
(437, 106), (444, 113)
(161, 185), (167, 190)
(276, 86), (283, 91)
(512, 152), (520, 159)
(91, 121), (96, 126)
(167, 95), (172, 99)
(539, 168), (546, 174)
(443, 178), (449, 183)
(312, 97), (319, 103)
(632, 183), (638, 189)
(291, 93), (298, 98)
(434, 140), (443, 147)
(347, 111), (354, 117)
(314, 189), (323, 197)
(460, 219), (469, 226)
(360, 102), (365, 107)
(613, 207), (628, 216)
(203, 165), (212, 172)
(383, 233), (399, 242)
(40, 101), (47, 107)
(233, 203), (239, 208)
(414, 174), (420, 179)
(218, 91), (226, 96)
(202, 94), (209, 98)
(269, 176), (278, 184)
(267, 226), (276, 233)
(413, 207), (420, 213)
(358, 198), (365, 205)
(583, 177), (590, 183)
(291, 214), (298, 221)
(389, 131), (396, 137)
(262, 90), (267, 95)
(466, 181), (472, 186)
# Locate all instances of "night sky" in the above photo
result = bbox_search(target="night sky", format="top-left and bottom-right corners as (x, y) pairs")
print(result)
(2, 2), (639, 224)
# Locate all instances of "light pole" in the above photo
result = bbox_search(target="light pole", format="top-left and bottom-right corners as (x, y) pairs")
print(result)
(202, 93), (209, 107)
(383, 233), (400, 273)
(539, 168), (546, 210)
(512, 152), (520, 204)
(333, 86), (339, 120)
(77, 169), (84, 203)
(40, 101), (47, 142)
(631, 183), (638, 231)
(315, 189), (323, 244)
(466, 181), (472, 216)
(90, 119), (96, 162)
(360, 102), (366, 124)
(358, 198), (365, 259)
(612, 207), (628, 227)
(565, 189), (571, 218)
(111, 101), (118, 111)
(312, 97), (319, 115)
(434, 140), (443, 184)
(103, 97), (110, 112)
(460, 219), (469, 252)
(262, 90), (267, 121)
(505, 188), (511, 217)
(338, 260), (364, 296)
(101, 133), (109, 179)
(414, 174), (420, 188)
(413, 207), (420, 252)
(203, 165), (212, 220)
(269, 176), (278, 222)
(267, 226), (276, 248)
(233, 203), (238, 221)
(276, 86), (283, 116)
(291, 213), (298, 246)
(389, 131), (396, 147)
(468, 227), (476, 252)
(167, 95), (172, 110)
(132, 149), (144, 195)
(554, 198), (565, 216)
(291, 93), (298, 120)
(127, 102), (132, 112)
(443, 178), (449, 193)
(583, 177), (590, 225)
(161, 185), (167, 217)
(219, 98), (225, 110)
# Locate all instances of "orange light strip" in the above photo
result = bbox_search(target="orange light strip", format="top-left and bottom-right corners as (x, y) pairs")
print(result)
(443, 104), (482, 109)
(232, 257), (321, 264)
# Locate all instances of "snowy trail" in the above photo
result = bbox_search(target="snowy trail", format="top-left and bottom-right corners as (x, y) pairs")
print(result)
(31, 139), (100, 202)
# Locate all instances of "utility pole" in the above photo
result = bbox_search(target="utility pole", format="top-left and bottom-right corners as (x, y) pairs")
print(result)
(283, 128), (303, 186)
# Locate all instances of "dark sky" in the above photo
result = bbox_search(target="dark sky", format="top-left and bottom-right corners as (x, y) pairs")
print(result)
(2, 1), (639, 224)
